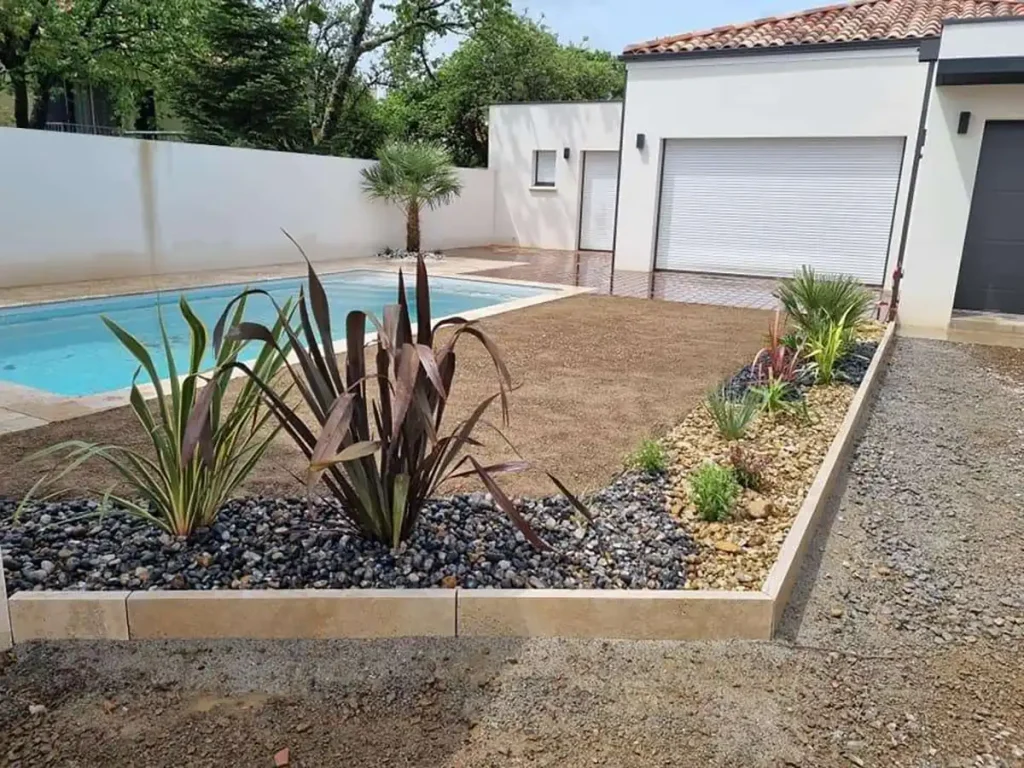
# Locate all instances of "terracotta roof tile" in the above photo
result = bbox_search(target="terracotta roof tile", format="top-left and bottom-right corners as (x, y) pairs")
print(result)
(624, 0), (1024, 57)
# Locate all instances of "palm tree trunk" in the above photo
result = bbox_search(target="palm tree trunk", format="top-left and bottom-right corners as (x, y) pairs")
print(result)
(406, 201), (421, 253)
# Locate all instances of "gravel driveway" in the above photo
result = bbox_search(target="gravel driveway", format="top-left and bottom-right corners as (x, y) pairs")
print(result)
(1, 338), (1023, 767)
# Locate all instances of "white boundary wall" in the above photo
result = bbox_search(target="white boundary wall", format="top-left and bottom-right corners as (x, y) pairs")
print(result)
(0, 129), (495, 288)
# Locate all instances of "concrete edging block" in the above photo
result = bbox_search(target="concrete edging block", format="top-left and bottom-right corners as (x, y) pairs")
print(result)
(8, 591), (130, 642)
(126, 589), (457, 640)
(762, 322), (896, 632)
(456, 588), (774, 640)
(0, 545), (11, 650)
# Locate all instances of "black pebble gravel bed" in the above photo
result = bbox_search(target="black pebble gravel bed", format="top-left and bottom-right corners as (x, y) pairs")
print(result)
(1, 471), (695, 595)
(724, 341), (878, 401)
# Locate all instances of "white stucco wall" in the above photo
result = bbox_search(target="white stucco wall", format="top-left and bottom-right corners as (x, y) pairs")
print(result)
(615, 47), (930, 285)
(899, 84), (1024, 332)
(940, 18), (1024, 59)
(0, 129), (495, 288)
(488, 102), (623, 250)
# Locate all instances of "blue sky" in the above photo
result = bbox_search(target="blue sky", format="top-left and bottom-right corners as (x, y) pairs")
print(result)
(512, 0), (807, 53)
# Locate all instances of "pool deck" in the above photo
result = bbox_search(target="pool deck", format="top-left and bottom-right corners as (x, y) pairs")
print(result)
(0, 254), (590, 434)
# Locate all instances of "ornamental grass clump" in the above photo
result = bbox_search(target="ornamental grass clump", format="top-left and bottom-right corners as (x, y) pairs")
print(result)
(704, 386), (759, 441)
(805, 309), (855, 385)
(185, 235), (587, 550)
(20, 295), (290, 537)
(689, 462), (739, 522)
(627, 438), (667, 474)
(752, 310), (802, 384)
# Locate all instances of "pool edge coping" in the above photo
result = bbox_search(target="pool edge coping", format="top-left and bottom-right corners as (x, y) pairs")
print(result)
(0, 324), (894, 645)
(0, 278), (590, 430)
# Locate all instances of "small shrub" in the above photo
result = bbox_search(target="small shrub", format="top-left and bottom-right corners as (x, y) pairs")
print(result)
(628, 439), (667, 473)
(751, 375), (793, 416)
(775, 266), (873, 338)
(752, 310), (801, 383)
(704, 387), (760, 440)
(729, 445), (769, 492)
(689, 462), (740, 522)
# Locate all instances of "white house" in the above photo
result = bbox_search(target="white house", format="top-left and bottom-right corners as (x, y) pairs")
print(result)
(487, 0), (1024, 338)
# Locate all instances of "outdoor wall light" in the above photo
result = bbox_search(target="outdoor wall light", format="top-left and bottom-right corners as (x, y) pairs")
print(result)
(958, 111), (971, 135)
(636, 133), (646, 150)
(563, 147), (571, 160)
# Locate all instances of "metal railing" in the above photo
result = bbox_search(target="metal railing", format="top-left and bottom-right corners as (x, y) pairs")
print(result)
(43, 122), (188, 142)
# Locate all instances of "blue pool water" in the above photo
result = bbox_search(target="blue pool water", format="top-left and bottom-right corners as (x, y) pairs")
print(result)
(0, 270), (552, 396)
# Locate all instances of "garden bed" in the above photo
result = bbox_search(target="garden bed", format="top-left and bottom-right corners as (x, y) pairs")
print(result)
(1, 325), (886, 601)
(0, 472), (692, 593)
(0, 268), (896, 640)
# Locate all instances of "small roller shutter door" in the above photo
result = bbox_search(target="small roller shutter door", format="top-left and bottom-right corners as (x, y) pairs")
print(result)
(579, 151), (619, 251)
(655, 137), (904, 283)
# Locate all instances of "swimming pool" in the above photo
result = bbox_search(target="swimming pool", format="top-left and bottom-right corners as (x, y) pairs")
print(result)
(0, 270), (555, 397)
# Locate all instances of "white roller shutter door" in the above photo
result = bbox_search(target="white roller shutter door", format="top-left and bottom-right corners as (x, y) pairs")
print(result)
(579, 151), (619, 251)
(655, 137), (904, 283)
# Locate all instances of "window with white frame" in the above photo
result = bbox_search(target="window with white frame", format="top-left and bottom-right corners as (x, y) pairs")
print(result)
(533, 150), (556, 187)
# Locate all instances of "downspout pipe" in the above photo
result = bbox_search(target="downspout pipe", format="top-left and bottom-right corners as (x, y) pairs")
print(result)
(888, 53), (938, 322)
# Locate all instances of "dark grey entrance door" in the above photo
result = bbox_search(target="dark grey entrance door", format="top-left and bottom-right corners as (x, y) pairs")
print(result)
(955, 121), (1024, 314)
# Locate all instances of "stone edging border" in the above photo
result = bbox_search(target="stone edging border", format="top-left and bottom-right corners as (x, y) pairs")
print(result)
(0, 324), (895, 648)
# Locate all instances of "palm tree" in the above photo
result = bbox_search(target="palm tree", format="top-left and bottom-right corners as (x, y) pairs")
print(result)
(361, 140), (463, 253)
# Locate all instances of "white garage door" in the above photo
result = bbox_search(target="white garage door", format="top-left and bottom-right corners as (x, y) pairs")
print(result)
(579, 151), (619, 251)
(655, 137), (905, 283)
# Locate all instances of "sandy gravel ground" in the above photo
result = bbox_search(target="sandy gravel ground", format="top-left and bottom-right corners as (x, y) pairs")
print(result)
(2, 338), (1023, 767)
(0, 295), (769, 500)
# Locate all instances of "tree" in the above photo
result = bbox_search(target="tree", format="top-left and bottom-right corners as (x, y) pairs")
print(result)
(361, 140), (462, 252)
(387, 9), (625, 166)
(171, 0), (312, 150)
(0, 0), (202, 129)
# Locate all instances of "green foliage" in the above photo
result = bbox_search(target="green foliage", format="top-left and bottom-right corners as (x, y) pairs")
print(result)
(689, 462), (739, 523)
(805, 310), (854, 385)
(728, 445), (769, 493)
(171, 0), (312, 150)
(775, 266), (874, 338)
(780, 332), (802, 351)
(186, 237), (587, 549)
(704, 387), (760, 441)
(627, 439), (667, 474)
(361, 140), (462, 252)
(1, 0), (201, 128)
(751, 375), (793, 416)
(20, 296), (288, 536)
(387, 9), (625, 166)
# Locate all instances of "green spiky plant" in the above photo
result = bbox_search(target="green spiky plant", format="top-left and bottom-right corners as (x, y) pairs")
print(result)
(775, 266), (874, 339)
(185, 236), (587, 550)
(805, 309), (855, 385)
(361, 140), (463, 254)
(704, 386), (760, 441)
(20, 296), (290, 536)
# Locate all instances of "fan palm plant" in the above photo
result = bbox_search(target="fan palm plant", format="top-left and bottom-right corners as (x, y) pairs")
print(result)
(361, 140), (463, 253)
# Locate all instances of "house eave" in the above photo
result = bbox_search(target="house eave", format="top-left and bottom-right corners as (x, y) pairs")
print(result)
(619, 37), (925, 64)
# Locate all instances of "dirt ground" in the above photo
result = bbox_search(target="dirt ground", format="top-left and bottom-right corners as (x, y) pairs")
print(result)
(1, 339), (1023, 767)
(0, 295), (770, 501)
